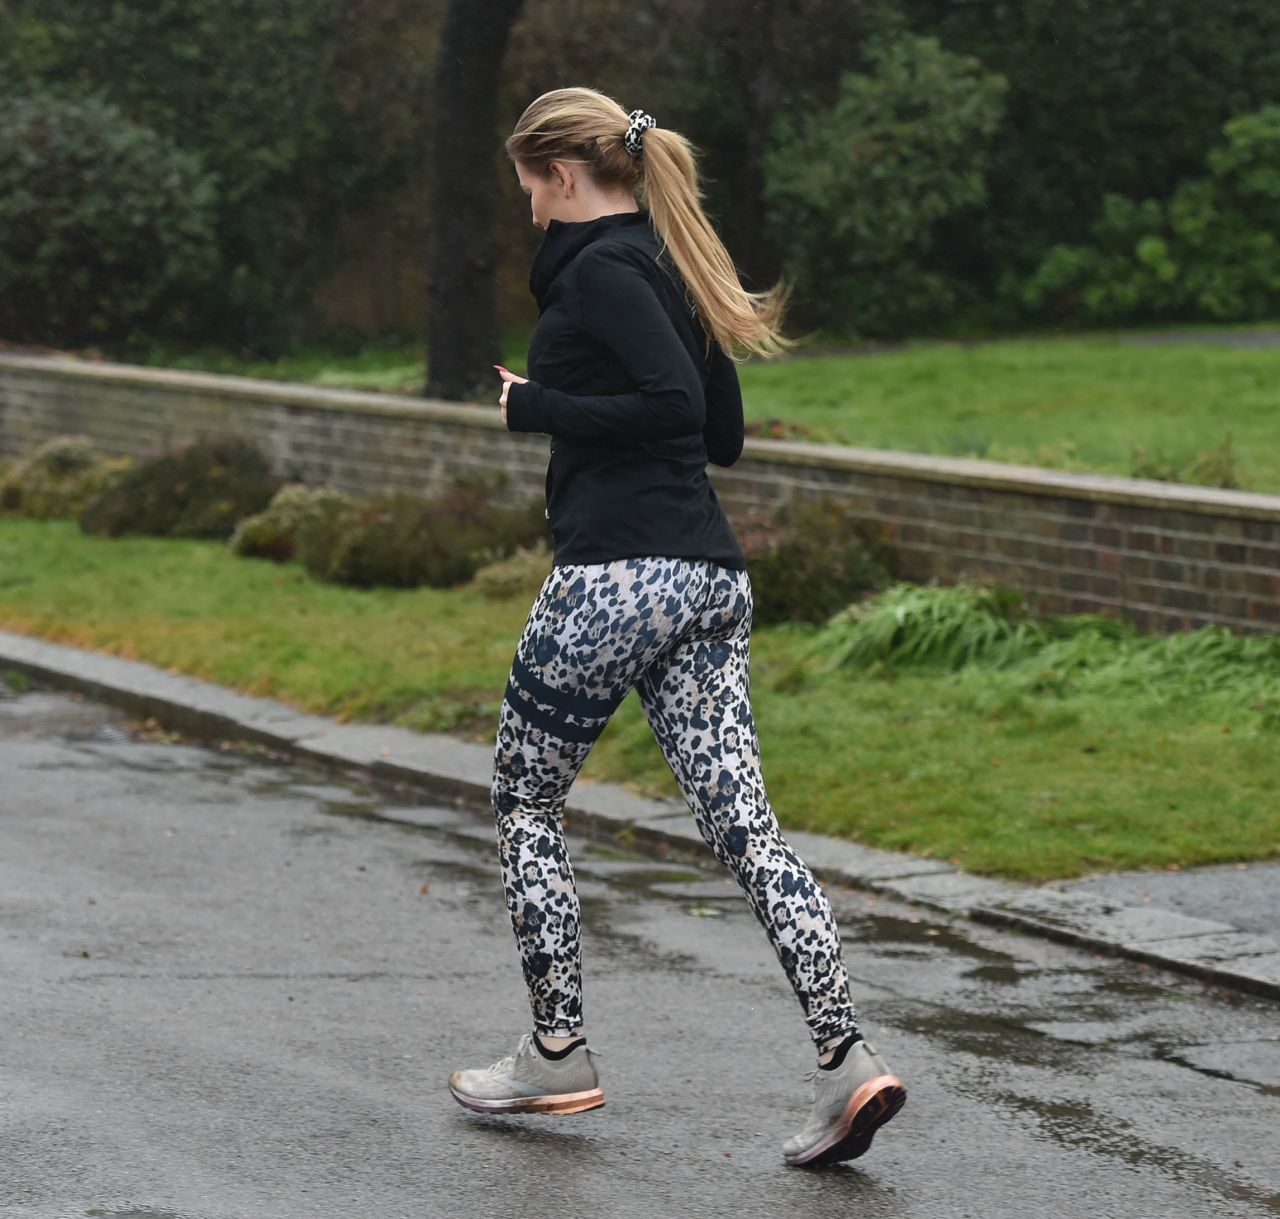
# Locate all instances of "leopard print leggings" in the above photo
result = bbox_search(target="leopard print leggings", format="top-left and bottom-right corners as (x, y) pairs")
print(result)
(491, 557), (861, 1048)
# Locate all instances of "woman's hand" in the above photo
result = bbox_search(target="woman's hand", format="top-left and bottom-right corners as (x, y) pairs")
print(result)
(495, 365), (529, 426)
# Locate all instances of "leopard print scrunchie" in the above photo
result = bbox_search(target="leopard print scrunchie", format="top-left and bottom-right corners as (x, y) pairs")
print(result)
(623, 108), (656, 158)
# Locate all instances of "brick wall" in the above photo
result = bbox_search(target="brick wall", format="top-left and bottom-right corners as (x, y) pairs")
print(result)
(2, 353), (1277, 635)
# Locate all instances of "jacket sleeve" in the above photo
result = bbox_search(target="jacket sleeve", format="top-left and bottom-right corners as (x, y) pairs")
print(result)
(703, 340), (744, 467)
(504, 244), (705, 441)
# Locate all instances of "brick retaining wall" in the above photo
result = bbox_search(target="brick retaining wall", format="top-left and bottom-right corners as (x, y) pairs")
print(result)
(2, 353), (1277, 635)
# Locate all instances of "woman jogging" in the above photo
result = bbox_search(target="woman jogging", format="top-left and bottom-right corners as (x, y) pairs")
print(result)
(447, 86), (906, 1167)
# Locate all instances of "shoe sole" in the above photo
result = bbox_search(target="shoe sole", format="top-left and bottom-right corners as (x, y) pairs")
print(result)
(784, 1074), (906, 1167)
(448, 1085), (605, 1116)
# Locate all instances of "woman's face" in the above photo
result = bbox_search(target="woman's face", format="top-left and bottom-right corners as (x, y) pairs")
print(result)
(515, 159), (572, 231)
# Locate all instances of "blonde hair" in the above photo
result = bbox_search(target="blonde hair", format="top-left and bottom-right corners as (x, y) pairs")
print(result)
(505, 86), (792, 359)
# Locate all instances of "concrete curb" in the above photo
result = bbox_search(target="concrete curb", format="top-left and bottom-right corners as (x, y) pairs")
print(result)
(3, 628), (1278, 1003)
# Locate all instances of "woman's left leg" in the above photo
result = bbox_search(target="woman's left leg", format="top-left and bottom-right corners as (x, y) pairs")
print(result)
(452, 560), (717, 1116)
(634, 565), (861, 1050)
(490, 559), (711, 1038)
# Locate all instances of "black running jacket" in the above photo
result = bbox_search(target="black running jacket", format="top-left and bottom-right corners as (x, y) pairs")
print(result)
(504, 209), (746, 570)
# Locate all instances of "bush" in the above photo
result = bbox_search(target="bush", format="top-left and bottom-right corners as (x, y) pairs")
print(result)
(79, 435), (279, 539)
(229, 483), (355, 562)
(0, 92), (218, 347)
(303, 484), (548, 590)
(738, 497), (891, 626)
(1021, 106), (1280, 326)
(813, 579), (1280, 723)
(470, 543), (553, 601)
(762, 35), (1006, 337)
(743, 419), (813, 441)
(815, 581), (1056, 672)
(900, 0), (1280, 301)
(17, 0), (371, 354)
(1129, 434), (1242, 490)
(0, 435), (131, 519)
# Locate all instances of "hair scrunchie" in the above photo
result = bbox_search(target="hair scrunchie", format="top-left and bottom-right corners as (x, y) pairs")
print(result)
(623, 109), (656, 159)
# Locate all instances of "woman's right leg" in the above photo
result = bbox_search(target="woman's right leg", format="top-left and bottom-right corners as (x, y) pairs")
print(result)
(629, 566), (906, 1164)
(633, 565), (862, 1050)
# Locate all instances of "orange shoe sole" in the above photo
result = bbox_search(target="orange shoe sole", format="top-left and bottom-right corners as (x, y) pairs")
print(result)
(785, 1074), (906, 1166)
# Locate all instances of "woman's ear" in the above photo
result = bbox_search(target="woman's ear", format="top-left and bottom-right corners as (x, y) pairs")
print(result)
(548, 159), (575, 197)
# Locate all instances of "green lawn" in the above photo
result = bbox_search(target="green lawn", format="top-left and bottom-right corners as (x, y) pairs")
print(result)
(3, 518), (1277, 882)
(137, 324), (1280, 492)
(744, 333), (1280, 485)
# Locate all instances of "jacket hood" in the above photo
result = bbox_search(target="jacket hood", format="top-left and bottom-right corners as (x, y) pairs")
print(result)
(528, 209), (654, 308)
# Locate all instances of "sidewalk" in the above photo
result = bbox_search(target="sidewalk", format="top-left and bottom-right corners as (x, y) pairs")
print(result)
(2, 627), (1277, 1002)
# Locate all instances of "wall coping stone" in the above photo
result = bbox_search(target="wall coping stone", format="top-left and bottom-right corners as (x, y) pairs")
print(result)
(0, 352), (502, 428)
(5, 351), (1280, 522)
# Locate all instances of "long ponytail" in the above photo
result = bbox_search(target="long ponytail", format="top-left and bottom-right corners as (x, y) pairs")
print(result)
(505, 87), (793, 359)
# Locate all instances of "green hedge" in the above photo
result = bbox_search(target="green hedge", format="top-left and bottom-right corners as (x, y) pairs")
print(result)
(900, 0), (1280, 314)
(0, 92), (218, 347)
(739, 497), (891, 625)
(0, 435), (129, 519)
(10, 0), (373, 353)
(762, 35), (1006, 337)
(299, 485), (549, 590)
(1022, 106), (1280, 326)
(80, 436), (279, 539)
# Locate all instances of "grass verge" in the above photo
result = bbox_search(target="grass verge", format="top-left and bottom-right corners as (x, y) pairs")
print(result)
(1, 517), (1276, 882)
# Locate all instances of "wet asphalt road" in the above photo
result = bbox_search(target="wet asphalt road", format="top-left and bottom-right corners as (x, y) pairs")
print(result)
(1, 682), (1278, 1219)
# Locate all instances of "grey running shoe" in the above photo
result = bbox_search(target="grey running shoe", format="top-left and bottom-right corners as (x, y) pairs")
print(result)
(448, 1032), (604, 1115)
(782, 1038), (906, 1166)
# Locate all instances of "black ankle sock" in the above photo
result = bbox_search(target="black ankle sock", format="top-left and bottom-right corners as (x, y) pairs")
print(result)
(819, 1033), (863, 1071)
(534, 1034), (587, 1060)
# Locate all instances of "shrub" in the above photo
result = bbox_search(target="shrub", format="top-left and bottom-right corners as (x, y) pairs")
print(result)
(79, 435), (279, 539)
(303, 484), (548, 590)
(0, 92), (218, 347)
(1129, 434), (1242, 490)
(470, 543), (553, 601)
(743, 419), (813, 441)
(229, 483), (355, 562)
(296, 501), (355, 582)
(762, 35), (1006, 337)
(1021, 106), (1280, 326)
(1184, 435), (1242, 490)
(812, 579), (1280, 724)
(896, 0), (1280, 315)
(0, 435), (131, 519)
(738, 497), (891, 626)
(17, 0), (370, 353)
(815, 581), (1057, 672)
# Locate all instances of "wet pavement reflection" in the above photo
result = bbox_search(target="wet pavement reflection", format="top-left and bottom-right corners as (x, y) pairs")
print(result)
(1, 679), (1277, 1218)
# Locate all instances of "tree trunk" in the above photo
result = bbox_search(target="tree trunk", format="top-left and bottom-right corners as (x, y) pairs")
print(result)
(425, 0), (525, 402)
